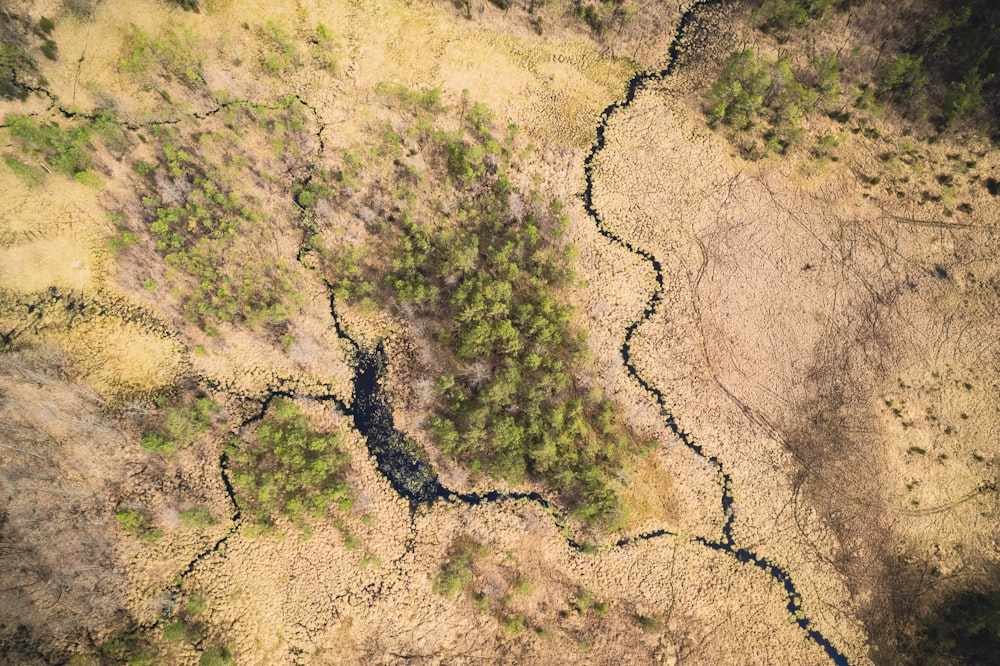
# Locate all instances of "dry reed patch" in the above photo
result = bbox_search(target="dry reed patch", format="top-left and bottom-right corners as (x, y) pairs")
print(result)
(44, 318), (184, 395)
(617, 451), (679, 529)
(0, 350), (223, 661)
(0, 234), (93, 291)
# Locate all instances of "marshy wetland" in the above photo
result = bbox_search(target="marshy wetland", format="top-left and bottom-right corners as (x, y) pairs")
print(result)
(1, 0), (997, 663)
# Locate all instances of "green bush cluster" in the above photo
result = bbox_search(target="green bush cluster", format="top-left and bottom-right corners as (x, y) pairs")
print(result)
(114, 508), (164, 543)
(310, 23), (338, 73)
(433, 538), (487, 596)
(571, 0), (633, 37)
(260, 21), (299, 77)
(573, 589), (610, 616)
(198, 645), (234, 666)
(35, 16), (57, 61)
(4, 109), (127, 186)
(637, 614), (660, 632)
(121, 24), (204, 88)
(878, 53), (929, 119)
(879, 1), (999, 127)
(749, 0), (997, 130)
(171, 0), (200, 11)
(755, 0), (834, 32)
(0, 41), (36, 101)
(179, 505), (216, 529)
(6, 114), (94, 177)
(912, 588), (1000, 665)
(2, 154), (45, 186)
(95, 628), (159, 666)
(228, 398), (352, 528)
(330, 93), (647, 525)
(137, 120), (302, 332)
(707, 49), (841, 157)
(162, 618), (201, 644)
(375, 82), (445, 116)
(0, 12), (57, 100)
(140, 396), (218, 454)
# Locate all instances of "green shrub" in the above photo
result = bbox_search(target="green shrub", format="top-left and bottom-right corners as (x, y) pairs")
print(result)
(40, 40), (57, 61)
(502, 615), (525, 635)
(879, 53), (928, 110)
(756, 0), (833, 32)
(707, 50), (771, 131)
(375, 82), (445, 116)
(180, 505), (216, 529)
(171, 0), (200, 11)
(706, 50), (821, 157)
(6, 115), (93, 177)
(139, 432), (171, 453)
(115, 508), (149, 535)
(121, 24), (204, 88)
(637, 614), (660, 632)
(330, 96), (645, 525)
(185, 595), (207, 616)
(199, 645), (234, 666)
(3, 154), (45, 186)
(162, 619), (200, 643)
(0, 42), (37, 101)
(136, 119), (304, 331)
(115, 508), (163, 543)
(140, 397), (217, 453)
(228, 398), (352, 527)
(433, 538), (486, 596)
(260, 21), (298, 77)
(99, 629), (159, 665)
(576, 4), (606, 36)
(913, 589), (1000, 665)
(310, 24), (338, 72)
(574, 589), (609, 616)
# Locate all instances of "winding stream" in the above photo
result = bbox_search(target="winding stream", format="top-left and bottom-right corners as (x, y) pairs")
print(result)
(581, 1), (850, 663)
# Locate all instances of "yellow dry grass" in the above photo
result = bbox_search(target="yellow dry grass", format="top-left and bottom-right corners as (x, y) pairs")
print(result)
(618, 452), (679, 529)
(35, 318), (185, 396)
(0, 235), (93, 292)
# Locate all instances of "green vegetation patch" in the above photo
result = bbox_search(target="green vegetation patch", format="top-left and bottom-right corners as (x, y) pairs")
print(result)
(0, 11), (56, 101)
(911, 587), (1000, 665)
(259, 21), (300, 77)
(132, 100), (310, 332)
(433, 537), (487, 596)
(114, 508), (163, 543)
(199, 645), (234, 666)
(162, 619), (202, 644)
(121, 24), (204, 88)
(140, 396), (218, 454)
(327, 90), (650, 525)
(881, 0), (1000, 128)
(706, 49), (839, 158)
(0, 41), (37, 101)
(179, 505), (216, 529)
(95, 628), (160, 666)
(228, 398), (352, 529)
(2, 154), (45, 186)
(755, 0), (835, 33)
(6, 114), (95, 177)
(3, 109), (128, 187)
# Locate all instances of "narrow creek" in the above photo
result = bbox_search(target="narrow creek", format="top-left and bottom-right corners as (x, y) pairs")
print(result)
(581, 0), (851, 663)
